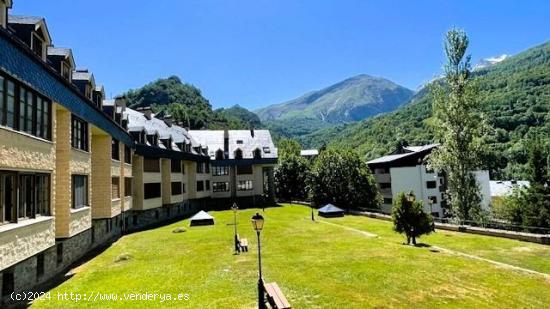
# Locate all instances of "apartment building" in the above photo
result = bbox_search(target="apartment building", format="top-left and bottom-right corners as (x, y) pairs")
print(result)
(0, 2), (221, 301)
(367, 144), (491, 217)
(189, 129), (278, 207)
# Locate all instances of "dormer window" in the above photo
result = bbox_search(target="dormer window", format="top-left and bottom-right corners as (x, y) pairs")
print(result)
(253, 148), (262, 159)
(61, 62), (72, 81)
(31, 32), (44, 58)
(263, 146), (271, 154)
(215, 149), (224, 160)
(234, 148), (243, 160)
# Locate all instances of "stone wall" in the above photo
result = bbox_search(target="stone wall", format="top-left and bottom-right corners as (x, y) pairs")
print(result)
(0, 217), (55, 270)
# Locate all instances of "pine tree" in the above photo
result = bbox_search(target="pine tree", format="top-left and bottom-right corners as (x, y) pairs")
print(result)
(429, 28), (490, 222)
(392, 192), (434, 245)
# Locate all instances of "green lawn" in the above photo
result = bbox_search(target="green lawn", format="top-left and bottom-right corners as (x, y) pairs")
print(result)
(32, 204), (550, 308)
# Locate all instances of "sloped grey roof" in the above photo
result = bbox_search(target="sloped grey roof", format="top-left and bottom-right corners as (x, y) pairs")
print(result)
(189, 130), (278, 160)
(47, 46), (71, 57)
(490, 181), (530, 197)
(72, 70), (94, 82)
(318, 204), (344, 213)
(190, 210), (214, 221)
(8, 15), (42, 25)
(123, 107), (201, 152)
(367, 143), (438, 164)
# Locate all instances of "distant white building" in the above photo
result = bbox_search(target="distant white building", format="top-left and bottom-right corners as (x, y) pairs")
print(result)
(490, 180), (530, 197)
(367, 144), (491, 218)
(300, 149), (319, 159)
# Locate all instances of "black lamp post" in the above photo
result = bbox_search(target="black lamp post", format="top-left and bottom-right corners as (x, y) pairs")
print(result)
(311, 203), (315, 221)
(251, 212), (265, 309)
(232, 202), (239, 253)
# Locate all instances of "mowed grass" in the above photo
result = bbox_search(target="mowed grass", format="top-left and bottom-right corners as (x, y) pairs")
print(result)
(32, 204), (550, 309)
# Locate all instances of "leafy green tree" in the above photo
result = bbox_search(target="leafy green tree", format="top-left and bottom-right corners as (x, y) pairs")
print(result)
(274, 155), (310, 202)
(500, 137), (550, 229)
(392, 192), (434, 245)
(308, 149), (380, 210)
(277, 139), (302, 160)
(429, 28), (490, 221)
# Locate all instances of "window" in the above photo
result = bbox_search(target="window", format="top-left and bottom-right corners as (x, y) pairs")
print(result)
(56, 243), (63, 265)
(383, 198), (393, 204)
(205, 180), (210, 191)
(5, 79), (15, 128)
(0, 73), (51, 139)
(111, 139), (120, 160)
(0, 172), (16, 224)
(428, 196), (438, 204)
(236, 140), (243, 144)
(426, 181), (437, 189)
(144, 183), (161, 199)
(182, 183), (186, 193)
(71, 115), (88, 151)
(61, 62), (71, 80)
(213, 166), (229, 176)
(237, 180), (253, 191)
(182, 163), (185, 174)
(234, 149), (243, 159)
(196, 181), (204, 192)
(263, 146), (271, 154)
(37, 253), (45, 278)
(2, 271), (14, 296)
(205, 163), (210, 173)
(143, 157), (160, 172)
(124, 177), (132, 197)
(18, 174), (50, 219)
(171, 160), (182, 173)
(253, 148), (262, 159)
(379, 183), (391, 189)
(32, 33), (44, 57)
(171, 182), (182, 195)
(124, 145), (132, 164)
(237, 165), (253, 175)
(72, 175), (88, 208)
(213, 182), (229, 192)
(111, 177), (120, 199)
(196, 162), (204, 173)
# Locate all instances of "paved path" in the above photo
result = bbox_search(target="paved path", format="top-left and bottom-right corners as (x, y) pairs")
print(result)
(431, 245), (550, 280)
(320, 219), (549, 279)
(318, 220), (378, 237)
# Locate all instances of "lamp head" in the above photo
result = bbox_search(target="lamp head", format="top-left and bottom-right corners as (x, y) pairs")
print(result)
(251, 213), (264, 232)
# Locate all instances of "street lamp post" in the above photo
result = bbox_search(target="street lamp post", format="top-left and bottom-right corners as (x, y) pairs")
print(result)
(232, 202), (239, 253)
(251, 213), (265, 309)
(311, 203), (315, 221)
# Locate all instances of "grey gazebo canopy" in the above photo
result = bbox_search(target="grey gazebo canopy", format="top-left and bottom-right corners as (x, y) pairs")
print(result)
(189, 210), (215, 226)
(318, 204), (345, 218)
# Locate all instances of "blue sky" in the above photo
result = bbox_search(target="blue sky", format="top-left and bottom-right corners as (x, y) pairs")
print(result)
(11, 0), (550, 110)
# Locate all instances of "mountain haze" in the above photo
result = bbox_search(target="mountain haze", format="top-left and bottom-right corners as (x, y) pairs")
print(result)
(255, 74), (414, 137)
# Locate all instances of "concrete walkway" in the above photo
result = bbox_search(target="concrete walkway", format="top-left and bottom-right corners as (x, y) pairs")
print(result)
(318, 220), (378, 237)
(320, 218), (549, 280)
(431, 245), (550, 280)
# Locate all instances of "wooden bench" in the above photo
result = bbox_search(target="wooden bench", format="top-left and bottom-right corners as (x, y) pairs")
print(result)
(236, 234), (248, 252)
(264, 281), (291, 309)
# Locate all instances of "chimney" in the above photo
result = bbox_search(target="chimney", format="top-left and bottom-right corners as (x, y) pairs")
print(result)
(114, 95), (127, 109)
(224, 128), (229, 153)
(137, 106), (152, 120)
(163, 115), (173, 127)
(250, 128), (255, 138)
(1, 1), (13, 29)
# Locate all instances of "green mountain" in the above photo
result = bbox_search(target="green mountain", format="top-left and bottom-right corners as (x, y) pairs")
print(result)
(300, 41), (550, 180)
(124, 76), (262, 130)
(215, 104), (263, 129)
(255, 74), (414, 137)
